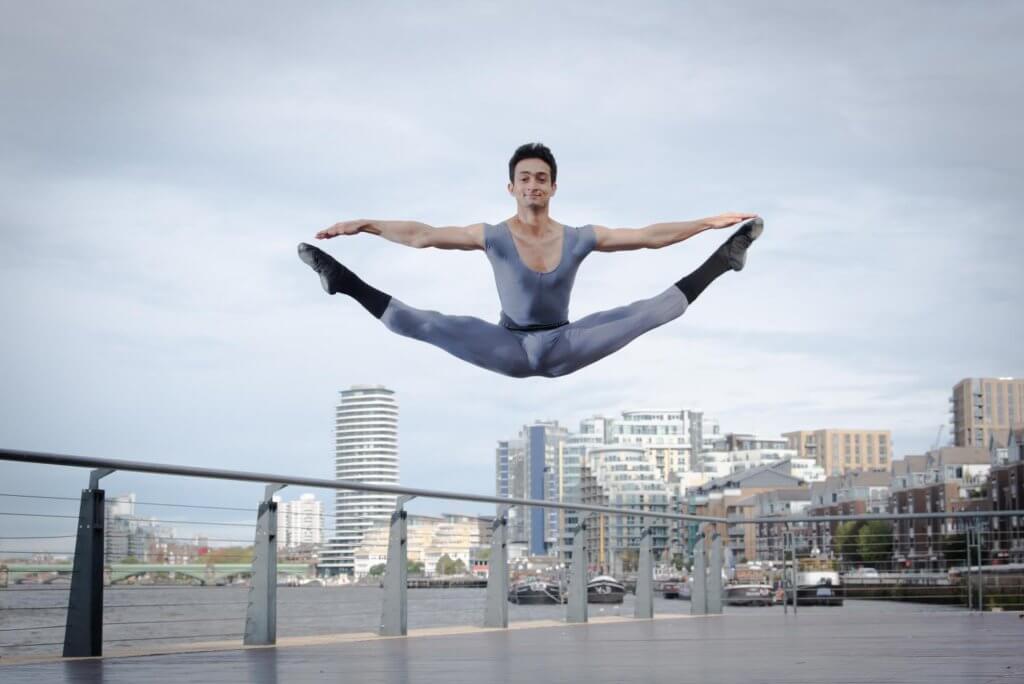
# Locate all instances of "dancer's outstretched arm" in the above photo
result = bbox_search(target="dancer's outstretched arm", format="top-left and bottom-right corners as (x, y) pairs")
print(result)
(316, 219), (484, 250)
(592, 212), (758, 251)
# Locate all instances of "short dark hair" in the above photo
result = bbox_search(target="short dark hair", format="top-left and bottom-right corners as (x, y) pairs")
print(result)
(508, 142), (557, 184)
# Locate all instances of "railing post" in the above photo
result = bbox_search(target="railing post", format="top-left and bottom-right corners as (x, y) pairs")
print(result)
(965, 525), (974, 611)
(782, 528), (789, 615)
(634, 526), (654, 619)
(484, 505), (509, 628)
(566, 516), (590, 623)
(707, 532), (723, 615)
(63, 468), (113, 657)
(790, 526), (799, 616)
(973, 520), (984, 611)
(380, 495), (414, 636)
(691, 531), (706, 615)
(244, 484), (284, 645)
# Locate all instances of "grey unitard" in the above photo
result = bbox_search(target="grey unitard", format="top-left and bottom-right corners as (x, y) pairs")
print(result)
(379, 222), (689, 378)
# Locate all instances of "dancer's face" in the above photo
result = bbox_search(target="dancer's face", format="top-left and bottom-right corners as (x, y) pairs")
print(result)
(508, 158), (556, 210)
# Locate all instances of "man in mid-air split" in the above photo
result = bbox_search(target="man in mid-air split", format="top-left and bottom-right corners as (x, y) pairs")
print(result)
(298, 142), (762, 378)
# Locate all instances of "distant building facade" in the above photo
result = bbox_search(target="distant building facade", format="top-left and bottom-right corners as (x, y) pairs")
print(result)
(320, 385), (398, 576)
(784, 428), (892, 475)
(951, 377), (1024, 448)
(275, 493), (323, 549)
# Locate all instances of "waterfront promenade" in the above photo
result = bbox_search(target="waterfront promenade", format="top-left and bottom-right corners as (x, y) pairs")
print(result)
(3, 603), (1022, 683)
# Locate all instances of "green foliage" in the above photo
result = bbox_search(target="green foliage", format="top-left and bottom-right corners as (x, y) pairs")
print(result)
(857, 520), (892, 564)
(435, 554), (466, 575)
(204, 546), (254, 564)
(940, 533), (968, 567)
(368, 563), (386, 577)
(834, 521), (863, 563)
(672, 553), (685, 571)
(407, 561), (424, 575)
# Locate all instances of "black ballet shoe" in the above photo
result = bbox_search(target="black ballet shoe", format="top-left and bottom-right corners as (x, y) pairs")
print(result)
(297, 242), (349, 295)
(718, 217), (764, 271)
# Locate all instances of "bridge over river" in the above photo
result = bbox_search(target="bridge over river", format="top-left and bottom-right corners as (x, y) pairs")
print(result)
(1, 563), (312, 585)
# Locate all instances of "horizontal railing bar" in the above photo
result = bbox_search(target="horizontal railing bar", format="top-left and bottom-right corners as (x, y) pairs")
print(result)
(103, 633), (243, 643)
(102, 601), (247, 608)
(0, 535), (77, 540)
(0, 625), (64, 632)
(0, 512), (78, 520)
(104, 617), (242, 626)
(746, 510), (1024, 524)
(0, 448), (727, 524)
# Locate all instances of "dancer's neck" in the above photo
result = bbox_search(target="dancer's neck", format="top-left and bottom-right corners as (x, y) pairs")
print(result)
(510, 208), (556, 237)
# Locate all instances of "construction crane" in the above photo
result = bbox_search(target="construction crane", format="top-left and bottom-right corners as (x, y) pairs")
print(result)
(931, 424), (946, 451)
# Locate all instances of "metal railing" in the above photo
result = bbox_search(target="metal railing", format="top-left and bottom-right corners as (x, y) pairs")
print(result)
(3, 447), (1023, 661)
(0, 448), (728, 659)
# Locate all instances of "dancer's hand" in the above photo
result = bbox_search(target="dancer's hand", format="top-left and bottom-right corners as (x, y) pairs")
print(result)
(704, 213), (759, 230)
(316, 220), (371, 239)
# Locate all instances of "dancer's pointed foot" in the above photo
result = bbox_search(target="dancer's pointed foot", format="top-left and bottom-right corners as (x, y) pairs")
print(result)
(297, 242), (350, 294)
(718, 217), (764, 271)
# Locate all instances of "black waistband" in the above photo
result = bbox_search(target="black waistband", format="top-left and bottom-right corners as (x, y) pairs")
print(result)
(500, 319), (569, 332)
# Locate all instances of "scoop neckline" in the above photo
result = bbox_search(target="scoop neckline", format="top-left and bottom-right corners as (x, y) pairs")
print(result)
(501, 221), (567, 275)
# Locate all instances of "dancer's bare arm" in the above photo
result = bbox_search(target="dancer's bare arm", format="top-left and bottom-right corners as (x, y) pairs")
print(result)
(316, 220), (485, 250)
(592, 213), (759, 252)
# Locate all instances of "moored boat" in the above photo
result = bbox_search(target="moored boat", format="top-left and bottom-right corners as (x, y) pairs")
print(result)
(786, 570), (844, 606)
(587, 575), (625, 604)
(723, 583), (773, 607)
(507, 580), (562, 604)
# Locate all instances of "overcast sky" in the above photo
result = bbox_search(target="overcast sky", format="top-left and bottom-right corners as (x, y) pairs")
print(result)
(2, 1), (1022, 543)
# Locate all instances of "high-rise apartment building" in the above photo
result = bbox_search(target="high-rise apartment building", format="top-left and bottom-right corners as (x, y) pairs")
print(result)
(275, 493), (323, 549)
(495, 420), (568, 556)
(783, 429), (892, 475)
(950, 377), (1024, 448)
(700, 433), (799, 478)
(582, 445), (671, 572)
(611, 409), (707, 478)
(320, 385), (398, 576)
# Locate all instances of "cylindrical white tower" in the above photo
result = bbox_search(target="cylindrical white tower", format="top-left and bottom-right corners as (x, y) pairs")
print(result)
(320, 385), (398, 575)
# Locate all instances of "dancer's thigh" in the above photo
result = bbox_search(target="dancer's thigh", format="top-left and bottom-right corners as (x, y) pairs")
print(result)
(381, 299), (533, 377)
(542, 287), (688, 377)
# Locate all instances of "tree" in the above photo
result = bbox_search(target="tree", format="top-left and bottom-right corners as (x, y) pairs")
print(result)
(407, 561), (424, 575)
(834, 521), (863, 563)
(368, 563), (386, 577)
(857, 520), (892, 565)
(435, 554), (466, 575)
(940, 533), (968, 568)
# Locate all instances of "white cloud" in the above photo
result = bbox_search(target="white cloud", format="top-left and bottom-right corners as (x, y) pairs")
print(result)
(1, 1), (1022, 527)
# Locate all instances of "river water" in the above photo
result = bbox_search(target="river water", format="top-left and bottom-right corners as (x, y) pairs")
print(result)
(2, 584), (966, 659)
(1, 584), (703, 657)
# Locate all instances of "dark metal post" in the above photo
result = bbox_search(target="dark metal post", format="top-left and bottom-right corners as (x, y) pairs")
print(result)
(974, 521), (984, 611)
(244, 484), (284, 645)
(566, 517), (589, 623)
(63, 468), (114, 657)
(782, 529), (789, 615)
(484, 505), (509, 628)
(634, 526), (654, 619)
(380, 495), (413, 636)
(791, 526), (799, 616)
